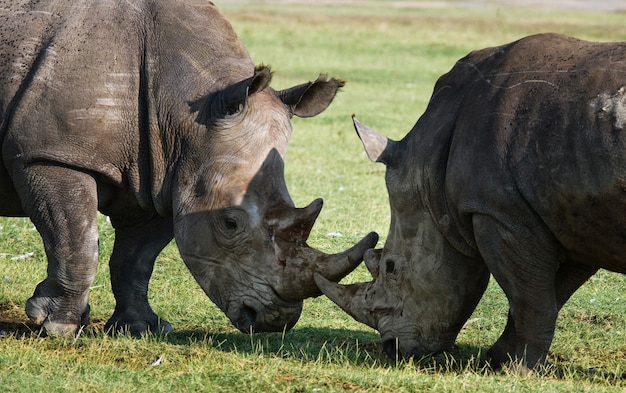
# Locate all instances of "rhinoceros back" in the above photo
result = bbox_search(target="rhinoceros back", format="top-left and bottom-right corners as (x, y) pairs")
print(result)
(445, 34), (626, 273)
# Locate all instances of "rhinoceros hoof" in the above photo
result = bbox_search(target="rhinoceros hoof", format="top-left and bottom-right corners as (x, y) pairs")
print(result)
(25, 297), (90, 337)
(484, 346), (509, 369)
(104, 315), (174, 337)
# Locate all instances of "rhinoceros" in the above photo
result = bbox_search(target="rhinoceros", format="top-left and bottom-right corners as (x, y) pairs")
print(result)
(0, 0), (377, 337)
(315, 33), (626, 369)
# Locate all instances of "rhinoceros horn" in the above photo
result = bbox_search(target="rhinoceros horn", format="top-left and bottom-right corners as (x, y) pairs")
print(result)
(363, 248), (381, 277)
(265, 198), (378, 300)
(277, 230), (379, 301)
(267, 198), (324, 244)
(313, 273), (379, 329)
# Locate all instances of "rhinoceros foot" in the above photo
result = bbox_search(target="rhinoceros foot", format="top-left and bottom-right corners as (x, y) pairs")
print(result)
(25, 280), (91, 337)
(104, 311), (174, 337)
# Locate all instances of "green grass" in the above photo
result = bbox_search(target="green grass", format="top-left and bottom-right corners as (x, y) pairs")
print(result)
(1, 1), (626, 391)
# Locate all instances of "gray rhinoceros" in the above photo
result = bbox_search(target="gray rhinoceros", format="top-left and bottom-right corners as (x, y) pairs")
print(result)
(315, 33), (626, 369)
(0, 0), (377, 337)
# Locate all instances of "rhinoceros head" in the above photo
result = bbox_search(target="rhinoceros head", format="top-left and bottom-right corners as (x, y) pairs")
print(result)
(173, 68), (377, 333)
(315, 117), (488, 358)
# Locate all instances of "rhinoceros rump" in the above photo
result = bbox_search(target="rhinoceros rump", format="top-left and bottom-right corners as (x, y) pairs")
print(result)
(316, 33), (626, 369)
(0, 0), (377, 336)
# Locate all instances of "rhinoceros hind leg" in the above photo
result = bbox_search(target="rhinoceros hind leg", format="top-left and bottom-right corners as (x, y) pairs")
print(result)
(105, 214), (174, 336)
(486, 263), (597, 369)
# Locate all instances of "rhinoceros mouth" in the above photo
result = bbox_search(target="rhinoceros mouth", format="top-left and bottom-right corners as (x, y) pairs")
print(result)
(232, 288), (304, 333)
(379, 331), (453, 360)
(233, 305), (257, 333)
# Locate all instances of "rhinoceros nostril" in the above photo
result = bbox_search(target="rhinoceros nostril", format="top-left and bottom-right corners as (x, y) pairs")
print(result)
(383, 338), (402, 360)
(235, 306), (257, 334)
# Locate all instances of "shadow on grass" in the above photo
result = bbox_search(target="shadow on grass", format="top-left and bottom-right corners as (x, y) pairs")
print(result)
(161, 326), (494, 373)
(0, 319), (42, 337)
(0, 302), (42, 337)
(2, 309), (625, 380)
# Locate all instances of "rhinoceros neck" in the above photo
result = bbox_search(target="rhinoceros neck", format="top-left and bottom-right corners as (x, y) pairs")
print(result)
(404, 63), (487, 259)
(127, 1), (255, 215)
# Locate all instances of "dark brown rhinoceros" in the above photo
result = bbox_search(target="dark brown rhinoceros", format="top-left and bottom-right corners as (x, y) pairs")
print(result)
(315, 33), (626, 369)
(0, 0), (377, 337)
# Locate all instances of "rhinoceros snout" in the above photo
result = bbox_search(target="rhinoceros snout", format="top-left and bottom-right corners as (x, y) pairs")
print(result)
(233, 304), (302, 334)
(234, 306), (257, 334)
(383, 338), (402, 360)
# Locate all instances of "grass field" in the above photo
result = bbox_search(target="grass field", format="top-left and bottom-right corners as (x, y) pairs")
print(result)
(1, 1), (626, 391)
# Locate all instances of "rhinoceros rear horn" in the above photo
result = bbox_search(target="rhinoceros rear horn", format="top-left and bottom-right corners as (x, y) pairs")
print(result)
(364, 248), (382, 278)
(352, 115), (396, 165)
(278, 74), (346, 118)
(267, 199), (324, 243)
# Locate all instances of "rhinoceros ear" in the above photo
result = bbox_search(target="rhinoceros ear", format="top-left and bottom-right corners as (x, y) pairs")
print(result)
(277, 74), (345, 118)
(352, 115), (396, 165)
(219, 66), (273, 116)
(189, 66), (273, 126)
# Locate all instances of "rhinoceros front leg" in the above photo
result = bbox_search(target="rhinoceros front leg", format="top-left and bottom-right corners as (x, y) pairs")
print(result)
(17, 165), (99, 336)
(104, 214), (174, 335)
(472, 214), (563, 370)
(486, 263), (597, 368)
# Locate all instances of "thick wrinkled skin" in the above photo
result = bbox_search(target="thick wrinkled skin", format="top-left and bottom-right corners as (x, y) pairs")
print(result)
(317, 33), (626, 370)
(0, 0), (376, 336)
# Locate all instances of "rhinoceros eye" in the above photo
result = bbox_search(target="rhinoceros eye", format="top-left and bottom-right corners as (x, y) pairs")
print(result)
(214, 209), (249, 247)
(386, 260), (396, 274)
(224, 217), (238, 231)
(219, 214), (240, 236)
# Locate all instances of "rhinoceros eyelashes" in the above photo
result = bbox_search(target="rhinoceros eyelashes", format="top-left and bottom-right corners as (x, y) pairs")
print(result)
(224, 102), (244, 117)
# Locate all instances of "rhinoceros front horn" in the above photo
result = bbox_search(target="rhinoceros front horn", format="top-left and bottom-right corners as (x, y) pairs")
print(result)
(315, 231), (379, 283)
(276, 229), (379, 301)
(313, 273), (379, 329)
